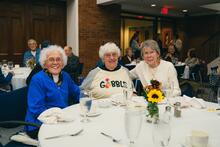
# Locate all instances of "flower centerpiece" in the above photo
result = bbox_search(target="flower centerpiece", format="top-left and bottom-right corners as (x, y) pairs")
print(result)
(26, 58), (36, 69)
(144, 80), (164, 123)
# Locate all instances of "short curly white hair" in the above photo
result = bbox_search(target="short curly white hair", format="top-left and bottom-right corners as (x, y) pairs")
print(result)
(39, 45), (67, 69)
(99, 42), (121, 59)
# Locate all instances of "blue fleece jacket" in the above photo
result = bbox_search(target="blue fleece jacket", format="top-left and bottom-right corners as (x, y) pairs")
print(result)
(25, 70), (80, 131)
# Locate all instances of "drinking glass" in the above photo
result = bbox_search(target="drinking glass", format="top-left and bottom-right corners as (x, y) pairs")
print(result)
(2, 59), (7, 70)
(125, 108), (143, 146)
(123, 88), (133, 106)
(8, 61), (14, 70)
(80, 96), (92, 123)
(152, 120), (171, 147)
(217, 88), (220, 108)
(162, 82), (174, 104)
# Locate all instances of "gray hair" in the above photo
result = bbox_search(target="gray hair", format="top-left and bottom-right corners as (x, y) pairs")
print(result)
(39, 45), (67, 69)
(99, 42), (121, 59)
(140, 39), (160, 57)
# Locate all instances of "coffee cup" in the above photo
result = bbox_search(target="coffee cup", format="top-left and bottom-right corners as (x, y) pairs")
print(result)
(186, 130), (209, 147)
(15, 64), (20, 68)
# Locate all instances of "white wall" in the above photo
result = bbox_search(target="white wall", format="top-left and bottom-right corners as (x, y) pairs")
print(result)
(67, 0), (79, 56)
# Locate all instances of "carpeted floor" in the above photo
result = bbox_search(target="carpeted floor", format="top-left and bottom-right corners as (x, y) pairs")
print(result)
(0, 126), (23, 146)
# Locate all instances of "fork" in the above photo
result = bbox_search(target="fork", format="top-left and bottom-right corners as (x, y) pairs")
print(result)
(100, 132), (121, 143)
(45, 129), (84, 139)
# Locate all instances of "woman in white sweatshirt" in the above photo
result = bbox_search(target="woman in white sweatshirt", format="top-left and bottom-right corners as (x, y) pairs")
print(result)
(80, 42), (134, 99)
(130, 39), (181, 97)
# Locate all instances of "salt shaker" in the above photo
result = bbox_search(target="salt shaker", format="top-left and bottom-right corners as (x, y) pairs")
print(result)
(174, 102), (181, 117)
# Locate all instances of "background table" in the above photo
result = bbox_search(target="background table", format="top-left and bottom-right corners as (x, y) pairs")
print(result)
(38, 100), (220, 147)
(11, 67), (31, 90)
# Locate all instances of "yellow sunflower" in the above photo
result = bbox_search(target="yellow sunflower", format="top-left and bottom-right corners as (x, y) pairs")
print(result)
(147, 89), (164, 103)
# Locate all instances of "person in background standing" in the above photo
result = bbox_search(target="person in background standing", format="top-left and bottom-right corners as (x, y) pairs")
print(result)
(129, 31), (141, 59)
(23, 39), (41, 67)
(63, 46), (80, 83)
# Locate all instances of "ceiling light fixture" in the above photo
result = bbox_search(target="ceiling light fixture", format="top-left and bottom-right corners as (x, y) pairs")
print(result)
(182, 9), (188, 13)
(151, 4), (156, 7)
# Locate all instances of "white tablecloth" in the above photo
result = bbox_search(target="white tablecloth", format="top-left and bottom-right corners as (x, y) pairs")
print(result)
(11, 67), (31, 90)
(38, 100), (220, 147)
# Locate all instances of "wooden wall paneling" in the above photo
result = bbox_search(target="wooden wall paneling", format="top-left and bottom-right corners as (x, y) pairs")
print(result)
(48, 4), (66, 46)
(49, 19), (66, 47)
(10, 2), (25, 63)
(11, 16), (25, 62)
(32, 17), (48, 44)
(0, 0), (66, 64)
(0, 16), (9, 59)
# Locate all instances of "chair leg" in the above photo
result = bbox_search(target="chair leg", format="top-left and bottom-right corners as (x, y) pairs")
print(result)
(192, 73), (196, 81)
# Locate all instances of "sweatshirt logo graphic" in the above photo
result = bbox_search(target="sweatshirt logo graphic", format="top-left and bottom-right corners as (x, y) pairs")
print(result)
(100, 78), (127, 88)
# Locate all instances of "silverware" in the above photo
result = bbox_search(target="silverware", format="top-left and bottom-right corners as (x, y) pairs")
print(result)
(45, 129), (83, 139)
(100, 132), (121, 143)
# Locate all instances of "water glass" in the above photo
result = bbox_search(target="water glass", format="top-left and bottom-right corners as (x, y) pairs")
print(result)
(2, 59), (7, 70)
(8, 61), (14, 70)
(125, 108), (143, 145)
(162, 82), (174, 104)
(217, 88), (220, 107)
(80, 97), (92, 123)
(152, 120), (171, 147)
(123, 89), (133, 106)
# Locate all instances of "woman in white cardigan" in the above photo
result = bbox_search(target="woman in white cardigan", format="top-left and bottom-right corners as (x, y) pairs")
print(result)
(130, 39), (181, 97)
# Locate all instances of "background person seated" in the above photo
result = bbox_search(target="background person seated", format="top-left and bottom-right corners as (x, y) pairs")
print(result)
(0, 68), (13, 93)
(164, 42), (179, 65)
(63, 46), (80, 83)
(120, 47), (134, 66)
(184, 48), (200, 69)
(24, 45), (80, 139)
(23, 39), (41, 67)
(80, 42), (134, 99)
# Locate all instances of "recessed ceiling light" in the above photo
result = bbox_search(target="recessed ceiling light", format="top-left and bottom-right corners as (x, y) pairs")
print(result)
(182, 9), (188, 13)
(151, 4), (156, 7)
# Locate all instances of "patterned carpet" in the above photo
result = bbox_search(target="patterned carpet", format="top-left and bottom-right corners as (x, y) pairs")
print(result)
(0, 126), (22, 146)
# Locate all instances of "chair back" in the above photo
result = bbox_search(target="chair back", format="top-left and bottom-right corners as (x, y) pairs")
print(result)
(190, 64), (202, 82)
(76, 63), (84, 85)
(77, 63), (84, 75)
(0, 87), (28, 124)
(175, 65), (186, 78)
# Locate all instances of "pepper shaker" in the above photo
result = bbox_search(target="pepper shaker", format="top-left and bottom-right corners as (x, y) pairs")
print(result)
(174, 102), (181, 117)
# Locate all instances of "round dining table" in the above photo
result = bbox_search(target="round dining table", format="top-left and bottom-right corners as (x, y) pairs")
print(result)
(2, 67), (31, 90)
(11, 67), (31, 90)
(38, 99), (220, 147)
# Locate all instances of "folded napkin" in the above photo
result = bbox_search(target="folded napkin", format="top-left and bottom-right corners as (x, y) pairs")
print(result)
(38, 107), (74, 124)
(129, 96), (147, 107)
(170, 95), (206, 109)
(111, 93), (125, 105)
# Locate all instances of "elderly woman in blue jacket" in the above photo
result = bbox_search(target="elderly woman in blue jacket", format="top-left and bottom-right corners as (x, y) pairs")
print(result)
(25, 45), (80, 139)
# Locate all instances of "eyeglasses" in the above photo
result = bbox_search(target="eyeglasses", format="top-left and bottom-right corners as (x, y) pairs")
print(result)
(104, 53), (118, 58)
(47, 57), (62, 63)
